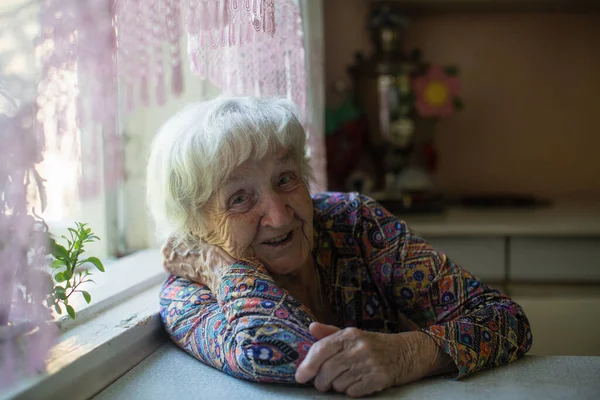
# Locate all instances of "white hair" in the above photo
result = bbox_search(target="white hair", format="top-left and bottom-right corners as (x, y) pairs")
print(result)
(146, 96), (313, 242)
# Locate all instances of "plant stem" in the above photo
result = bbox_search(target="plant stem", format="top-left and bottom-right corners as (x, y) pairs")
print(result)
(65, 272), (88, 301)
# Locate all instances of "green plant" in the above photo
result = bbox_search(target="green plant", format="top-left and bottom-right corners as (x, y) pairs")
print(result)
(46, 222), (105, 319)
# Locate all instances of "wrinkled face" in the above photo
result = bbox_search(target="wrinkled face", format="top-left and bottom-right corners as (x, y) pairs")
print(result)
(200, 149), (314, 277)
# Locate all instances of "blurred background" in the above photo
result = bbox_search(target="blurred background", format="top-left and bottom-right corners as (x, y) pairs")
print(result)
(321, 0), (600, 358)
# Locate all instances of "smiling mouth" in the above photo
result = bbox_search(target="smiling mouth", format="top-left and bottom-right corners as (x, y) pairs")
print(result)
(263, 230), (293, 246)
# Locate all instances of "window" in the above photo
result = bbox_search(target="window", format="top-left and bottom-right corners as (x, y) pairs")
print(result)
(1, 0), (325, 395)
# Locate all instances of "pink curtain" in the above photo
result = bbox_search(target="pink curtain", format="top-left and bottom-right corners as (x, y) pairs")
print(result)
(37, 0), (325, 196)
(183, 0), (327, 190)
(1, 1), (58, 386)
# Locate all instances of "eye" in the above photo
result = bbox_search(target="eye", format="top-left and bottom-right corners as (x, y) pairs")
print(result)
(229, 193), (250, 207)
(278, 173), (296, 186)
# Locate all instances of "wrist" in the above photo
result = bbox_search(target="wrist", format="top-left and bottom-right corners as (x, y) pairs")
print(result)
(390, 332), (428, 385)
(416, 331), (456, 377)
(394, 331), (453, 384)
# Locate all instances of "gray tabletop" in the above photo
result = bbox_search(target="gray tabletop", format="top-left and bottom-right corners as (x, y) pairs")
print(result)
(94, 342), (600, 400)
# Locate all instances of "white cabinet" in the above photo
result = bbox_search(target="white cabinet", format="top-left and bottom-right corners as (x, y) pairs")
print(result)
(427, 237), (506, 282)
(425, 236), (600, 283)
(511, 286), (600, 356)
(510, 238), (600, 282)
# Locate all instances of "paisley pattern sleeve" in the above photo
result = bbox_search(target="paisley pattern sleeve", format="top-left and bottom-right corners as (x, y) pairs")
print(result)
(356, 195), (533, 378)
(159, 259), (316, 383)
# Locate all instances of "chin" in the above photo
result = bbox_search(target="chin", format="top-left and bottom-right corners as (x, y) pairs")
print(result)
(266, 263), (302, 277)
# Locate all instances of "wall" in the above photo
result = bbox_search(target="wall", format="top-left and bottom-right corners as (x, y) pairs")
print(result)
(325, 0), (600, 200)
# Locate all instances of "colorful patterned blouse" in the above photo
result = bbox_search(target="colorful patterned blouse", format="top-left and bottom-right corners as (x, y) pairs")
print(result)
(160, 192), (533, 383)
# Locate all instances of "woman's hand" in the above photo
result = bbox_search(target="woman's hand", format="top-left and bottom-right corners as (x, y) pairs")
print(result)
(295, 322), (454, 398)
(161, 237), (235, 294)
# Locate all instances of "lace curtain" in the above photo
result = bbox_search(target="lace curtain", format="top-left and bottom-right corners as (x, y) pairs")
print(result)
(0, 1), (57, 386)
(38, 0), (325, 196)
(1, 0), (325, 385)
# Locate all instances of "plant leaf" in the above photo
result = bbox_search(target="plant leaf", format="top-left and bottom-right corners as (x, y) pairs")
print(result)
(66, 305), (75, 319)
(82, 291), (91, 304)
(83, 256), (105, 272)
(54, 272), (65, 282)
(51, 259), (65, 269)
(54, 304), (62, 314)
(83, 235), (99, 244)
(63, 269), (73, 281)
(50, 239), (69, 260)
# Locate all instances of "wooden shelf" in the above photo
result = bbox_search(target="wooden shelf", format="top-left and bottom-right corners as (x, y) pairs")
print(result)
(371, 0), (600, 13)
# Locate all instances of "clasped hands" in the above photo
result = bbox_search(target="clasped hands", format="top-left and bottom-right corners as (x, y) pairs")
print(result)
(295, 322), (443, 398)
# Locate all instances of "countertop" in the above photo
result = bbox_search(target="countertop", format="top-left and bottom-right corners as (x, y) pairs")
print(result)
(399, 202), (600, 237)
(94, 342), (600, 400)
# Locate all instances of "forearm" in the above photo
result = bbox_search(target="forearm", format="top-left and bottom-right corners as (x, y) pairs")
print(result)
(217, 259), (315, 328)
(398, 245), (532, 378)
(422, 292), (533, 378)
(163, 260), (318, 383)
(220, 260), (317, 381)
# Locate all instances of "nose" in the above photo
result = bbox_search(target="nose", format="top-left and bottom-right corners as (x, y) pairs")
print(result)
(260, 190), (294, 228)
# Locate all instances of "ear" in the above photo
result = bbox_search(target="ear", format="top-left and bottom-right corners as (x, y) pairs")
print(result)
(309, 322), (341, 340)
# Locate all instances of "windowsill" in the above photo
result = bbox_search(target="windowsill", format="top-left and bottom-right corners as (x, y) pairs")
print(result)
(3, 250), (169, 400)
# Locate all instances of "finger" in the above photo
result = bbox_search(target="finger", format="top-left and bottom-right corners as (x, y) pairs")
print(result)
(332, 370), (361, 395)
(295, 333), (344, 384)
(167, 261), (198, 281)
(313, 351), (351, 392)
(216, 247), (235, 264)
(345, 378), (371, 398)
(309, 322), (340, 340)
(160, 237), (175, 259)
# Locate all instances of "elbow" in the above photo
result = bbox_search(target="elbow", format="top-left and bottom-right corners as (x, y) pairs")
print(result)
(516, 305), (534, 357)
(493, 299), (534, 361)
(231, 327), (315, 383)
(469, 294), (534, 361)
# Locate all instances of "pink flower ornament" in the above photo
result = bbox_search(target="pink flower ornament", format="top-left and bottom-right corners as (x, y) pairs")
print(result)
(412, 65), (461, 118)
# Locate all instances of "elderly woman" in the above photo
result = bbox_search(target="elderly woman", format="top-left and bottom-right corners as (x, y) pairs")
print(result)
(147, 96), (532, 398)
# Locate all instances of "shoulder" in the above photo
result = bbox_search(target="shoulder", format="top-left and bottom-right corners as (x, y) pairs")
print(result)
(312, 192), (365, 220)
(311, 192), (401, 228)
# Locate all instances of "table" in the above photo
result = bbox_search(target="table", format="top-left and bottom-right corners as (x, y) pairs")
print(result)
(94, 342), (600, 400)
